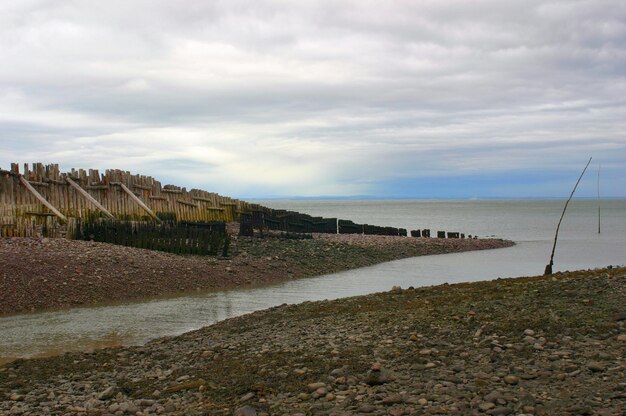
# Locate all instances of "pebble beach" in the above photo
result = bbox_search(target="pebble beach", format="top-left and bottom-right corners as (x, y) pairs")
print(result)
(1, 266), (624, 415)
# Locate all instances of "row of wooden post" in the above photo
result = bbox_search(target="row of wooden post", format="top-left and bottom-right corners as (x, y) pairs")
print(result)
(410, 229), (468, 239)
(0, 163), (264, 237)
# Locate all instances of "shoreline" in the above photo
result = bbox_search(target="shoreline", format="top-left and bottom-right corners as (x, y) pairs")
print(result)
(1, 266), (623, 415)
(0, 231), (513, 316)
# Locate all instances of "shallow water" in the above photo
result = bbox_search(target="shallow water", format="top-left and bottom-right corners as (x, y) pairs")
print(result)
(1, 199), (624, 363)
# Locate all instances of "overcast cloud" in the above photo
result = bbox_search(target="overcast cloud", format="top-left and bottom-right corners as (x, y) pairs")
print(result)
(1, 0), (625, 197)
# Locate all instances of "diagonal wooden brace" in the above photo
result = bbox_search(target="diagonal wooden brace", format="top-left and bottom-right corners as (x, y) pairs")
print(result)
(19, 175), (68, 223)
(66, 177), (115, 219)
(117, 182), (162, 222)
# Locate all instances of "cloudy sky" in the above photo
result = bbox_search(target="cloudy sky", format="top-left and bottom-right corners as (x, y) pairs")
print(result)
(1, 0), (625, 198)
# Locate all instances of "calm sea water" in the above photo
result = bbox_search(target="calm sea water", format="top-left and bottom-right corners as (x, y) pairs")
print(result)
(1, 199), (624, 363)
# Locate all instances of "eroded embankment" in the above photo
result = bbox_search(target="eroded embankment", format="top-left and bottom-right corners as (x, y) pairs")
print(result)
(0, 232), (512, 315)
(0, 267), (624, 415)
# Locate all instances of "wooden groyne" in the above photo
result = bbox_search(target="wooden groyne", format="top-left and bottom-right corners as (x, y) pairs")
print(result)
(1, 162), (466, 240)
(0, 163), (252, 237)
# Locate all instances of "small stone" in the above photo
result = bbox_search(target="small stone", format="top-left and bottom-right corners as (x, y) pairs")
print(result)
(486, 406), (512, 415)
(587, 361), (605, 372)
(365, 368), (395, 385)
(315, 387), (328, 396)
(617, 334), (626, 342)
(234, 405), (257, 416)
(382, 394), (404, 405)
(503, 375), (519, 385)
(523, 329), (535, 336)
(9, 394), (24, 401)
(240, 392), (255, 402)
(307, 382), (326, 392)
(484, 391), (502, 403)
(611, 312), (626, 321)
(417, 398), (428, 406)
(358, 404), (376, 413)
(97, 386), (116, 401)
(479, 402), (496, 411)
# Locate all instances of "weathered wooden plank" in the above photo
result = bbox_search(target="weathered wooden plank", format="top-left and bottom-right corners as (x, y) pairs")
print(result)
(18, 176), (68, 223)
(192, 196), (214, 202)
(177, 199), (198, 208)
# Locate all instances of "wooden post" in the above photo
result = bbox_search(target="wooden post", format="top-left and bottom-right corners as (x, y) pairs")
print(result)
(117, 182), (162, 222)
(18, 175), (68, 223)
(66, 177), (115, 219)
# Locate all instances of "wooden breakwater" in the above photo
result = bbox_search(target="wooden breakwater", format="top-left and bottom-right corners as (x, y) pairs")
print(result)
(1, 162), (460, 239)
(0, 163), (253, 238)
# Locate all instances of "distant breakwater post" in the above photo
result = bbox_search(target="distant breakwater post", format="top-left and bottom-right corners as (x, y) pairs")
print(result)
(0, 163), (475, 248)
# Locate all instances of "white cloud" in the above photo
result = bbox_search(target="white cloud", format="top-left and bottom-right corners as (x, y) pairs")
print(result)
(1, 0), (625, 196)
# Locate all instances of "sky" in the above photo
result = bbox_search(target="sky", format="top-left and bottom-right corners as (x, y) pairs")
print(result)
(1, 0), (625, 198)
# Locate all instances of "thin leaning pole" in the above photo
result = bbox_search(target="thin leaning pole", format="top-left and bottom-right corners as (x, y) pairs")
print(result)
(544, 157), (592, 275)
(597, 164), (601, 234)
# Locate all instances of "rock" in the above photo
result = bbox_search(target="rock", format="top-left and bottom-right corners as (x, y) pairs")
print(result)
(503, 375), (519, 385)
(234, 405), (257, 416)
(484, 391), (502, 403)
(365, 368), (395, 385)
(9, 394), (24, 401)
(240, 392), (255, 402)
(307, 382), (326, 392)
(479, 402), (496, 411)
(358, 404), (376, 413)
(617, 334), (626, 342)
(611, 312), (626, 321)
(97, 386), (116, 401)
(523, 329), (535, 336)
(587, 362), (605, 372)
(382, 394), (404, 405)
(486, 406), (512, 415)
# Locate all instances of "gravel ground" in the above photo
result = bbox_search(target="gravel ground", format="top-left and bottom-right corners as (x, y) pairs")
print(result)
(1, 267), (624, 415)
(0, 229), (512, 315)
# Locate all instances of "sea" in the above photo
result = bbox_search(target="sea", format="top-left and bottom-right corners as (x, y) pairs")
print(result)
(1, 198), (624, 363)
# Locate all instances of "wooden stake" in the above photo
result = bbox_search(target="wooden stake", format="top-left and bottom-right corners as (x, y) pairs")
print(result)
(597, 164), (601, 234)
